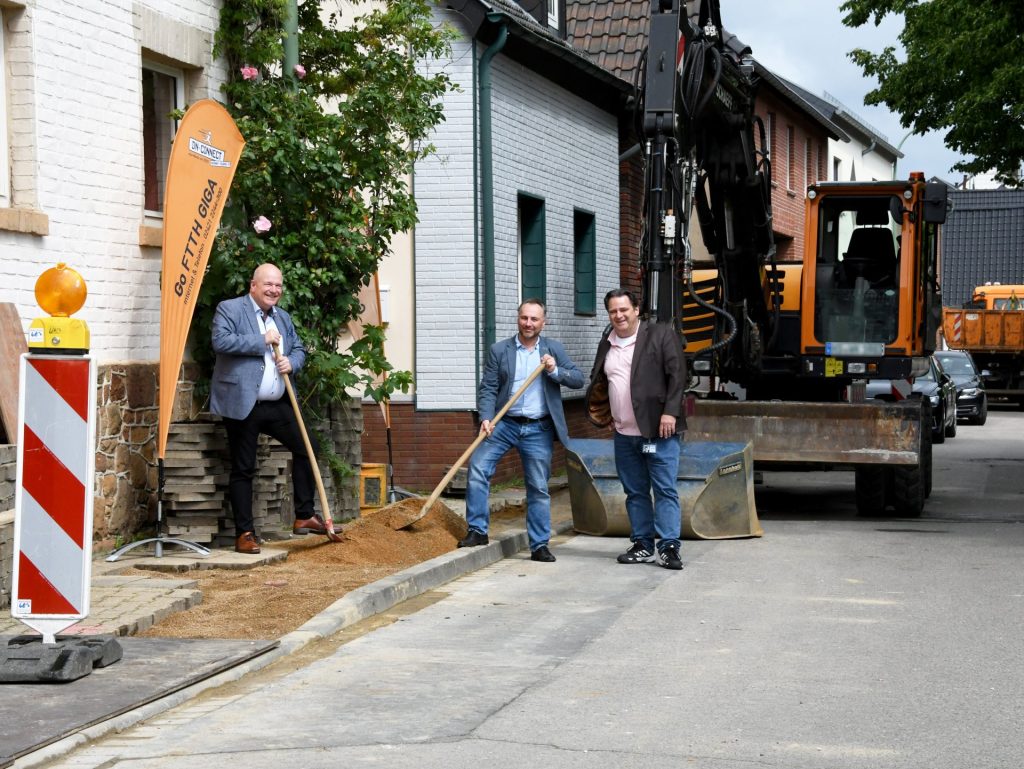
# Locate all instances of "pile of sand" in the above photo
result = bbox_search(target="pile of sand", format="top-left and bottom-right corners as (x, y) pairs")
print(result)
(137, 499), (467, 640)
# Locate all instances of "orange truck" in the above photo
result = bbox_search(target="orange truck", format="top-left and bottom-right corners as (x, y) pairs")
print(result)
(943, 284), (1024, 407)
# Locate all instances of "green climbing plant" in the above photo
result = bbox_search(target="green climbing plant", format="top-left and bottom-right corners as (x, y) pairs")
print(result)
(195, 0), (454, 410)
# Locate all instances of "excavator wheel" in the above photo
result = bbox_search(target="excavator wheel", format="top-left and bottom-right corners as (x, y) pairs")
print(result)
(854, 466), (887, 516)
(922, 433), (933, 499)
(891, 463), (925, 517)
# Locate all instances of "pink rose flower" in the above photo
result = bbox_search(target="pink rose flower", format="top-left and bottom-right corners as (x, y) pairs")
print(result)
(253, 216), (272, 234)
(240, 66), (259, 81)
(293, 64), (307, 79)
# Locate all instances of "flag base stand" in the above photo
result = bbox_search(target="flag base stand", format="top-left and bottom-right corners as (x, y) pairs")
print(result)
(105, 460), (210, 562)
(105, 533), (211, 562)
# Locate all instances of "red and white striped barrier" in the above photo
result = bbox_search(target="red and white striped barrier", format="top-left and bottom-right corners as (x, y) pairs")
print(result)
(949, 310), (964, 345)
(11, 354), (96, 644)
(890, 378), (912, 401)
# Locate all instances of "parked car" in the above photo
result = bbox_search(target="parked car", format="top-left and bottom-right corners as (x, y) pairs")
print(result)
(935, 349), (988, 425)
(865, 355), (958, 443)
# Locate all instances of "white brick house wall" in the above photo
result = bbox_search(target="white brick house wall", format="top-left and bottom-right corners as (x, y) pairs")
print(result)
(414, 14), (620, 411)
(0, 0), (223, 363)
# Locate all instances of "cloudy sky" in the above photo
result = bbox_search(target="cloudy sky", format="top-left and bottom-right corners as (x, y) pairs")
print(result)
(720, 0), (968, 183)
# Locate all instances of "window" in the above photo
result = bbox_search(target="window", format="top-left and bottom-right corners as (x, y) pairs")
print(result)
(546, 0), (560, 30)
(813, 195), (902, 346)
(573, 210), (596, 315)
(518, 194), (546, 304)
(0, 8), (10, 207)
(786, 126), (794, 190)
(832, 156), (841, 182)
(142, 62), (184, 215)
(765, 112), (774, 157)
(803, 139), (811, 192)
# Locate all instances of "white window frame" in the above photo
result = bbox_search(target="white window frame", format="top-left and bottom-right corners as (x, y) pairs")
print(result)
(0, 8), (10, 206)
(786, 125), (794, 190)
(803, 138), (810, 192)
(547, 0), (559, 30)
(142, 60), (185, 218)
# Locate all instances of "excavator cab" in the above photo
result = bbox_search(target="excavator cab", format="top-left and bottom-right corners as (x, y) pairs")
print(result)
(800, 176), (944, 382)
(813, 198), (901, 347)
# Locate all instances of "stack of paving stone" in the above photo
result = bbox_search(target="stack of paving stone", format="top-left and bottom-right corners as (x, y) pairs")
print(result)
(163, 421), (294, 548)
(161, 422), (230, 545)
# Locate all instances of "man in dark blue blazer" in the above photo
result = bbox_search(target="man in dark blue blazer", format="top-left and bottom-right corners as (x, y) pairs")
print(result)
(458, 299), (584, 562)
(210, 263), (326, 554)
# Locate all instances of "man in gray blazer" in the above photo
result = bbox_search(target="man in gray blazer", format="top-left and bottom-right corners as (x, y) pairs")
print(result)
(585, 288), (686, 570)
(210, 263), (326, 554)
(458, 299), (584, 562)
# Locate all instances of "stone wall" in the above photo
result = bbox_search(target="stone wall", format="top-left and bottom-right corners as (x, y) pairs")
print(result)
(0, 444), (15, 513)
(0, 510), (13, 611)
(1, 446), (15, 609)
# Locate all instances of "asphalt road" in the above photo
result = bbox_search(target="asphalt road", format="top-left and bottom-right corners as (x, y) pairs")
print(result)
(28, 410), (1024, 769)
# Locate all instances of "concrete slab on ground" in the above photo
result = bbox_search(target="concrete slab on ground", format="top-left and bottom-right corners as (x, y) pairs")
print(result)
(0, 637), (278, 765)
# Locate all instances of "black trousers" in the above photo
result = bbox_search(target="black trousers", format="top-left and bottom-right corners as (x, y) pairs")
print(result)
(222, 398), (316, 536)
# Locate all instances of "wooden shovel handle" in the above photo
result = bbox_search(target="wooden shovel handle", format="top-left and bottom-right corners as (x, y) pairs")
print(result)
(272, 343), (341, 540)
(416, 362), (547, 521)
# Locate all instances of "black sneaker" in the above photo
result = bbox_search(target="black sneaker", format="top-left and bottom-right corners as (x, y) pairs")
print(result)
(617, 542), (655, 564)
(458, 530), (489, 548)
(657, 542), (683, 570)
(530, 545), (556, 562)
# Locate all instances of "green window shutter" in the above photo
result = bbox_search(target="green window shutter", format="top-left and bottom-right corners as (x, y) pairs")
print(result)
(574, 210), (596, 315)
(519, 195), (546, 303)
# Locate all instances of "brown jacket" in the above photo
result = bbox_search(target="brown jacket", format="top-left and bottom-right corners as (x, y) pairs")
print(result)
(585, 320), (687, 439)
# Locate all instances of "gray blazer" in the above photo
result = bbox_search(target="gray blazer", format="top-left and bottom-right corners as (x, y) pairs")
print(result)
(478, 335), (584, 445)
(209, 295), (306, 421)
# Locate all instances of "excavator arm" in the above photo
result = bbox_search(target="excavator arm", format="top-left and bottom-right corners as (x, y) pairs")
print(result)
(638, 0), (775, 382)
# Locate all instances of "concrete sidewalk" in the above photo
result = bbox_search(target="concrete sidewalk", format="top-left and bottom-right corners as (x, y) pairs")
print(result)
(0, 484), (560, 639)
(4, 485), (574, 768)
(18, 515), (1024, 769)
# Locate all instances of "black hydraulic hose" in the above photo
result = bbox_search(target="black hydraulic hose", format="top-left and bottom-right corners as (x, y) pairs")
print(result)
(693, 46), (722, 119)
(687, 271), (737, 353)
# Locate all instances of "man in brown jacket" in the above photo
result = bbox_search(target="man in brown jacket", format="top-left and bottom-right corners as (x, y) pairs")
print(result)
(586, 288), (686, 569)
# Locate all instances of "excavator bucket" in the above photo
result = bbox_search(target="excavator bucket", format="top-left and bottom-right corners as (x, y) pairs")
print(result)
(564, 438), (762, 540)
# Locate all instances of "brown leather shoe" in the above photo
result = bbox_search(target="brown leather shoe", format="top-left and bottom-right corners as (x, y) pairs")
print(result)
(235, 532), (261, 554)
(293, 514), (328, 535)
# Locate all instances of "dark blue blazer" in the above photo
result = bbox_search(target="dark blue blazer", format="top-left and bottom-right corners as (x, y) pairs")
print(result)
(478, 335), (584, 444)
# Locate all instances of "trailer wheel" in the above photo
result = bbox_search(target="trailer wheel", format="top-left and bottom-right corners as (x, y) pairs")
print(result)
(855, 467), (887, 516)
(892, 464), (925, 517)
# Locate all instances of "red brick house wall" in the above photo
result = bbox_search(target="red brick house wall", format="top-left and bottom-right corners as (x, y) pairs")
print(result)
(360, 399), (609, 492)
(755, 91), (830, 264)
(619, 123), (645, 297)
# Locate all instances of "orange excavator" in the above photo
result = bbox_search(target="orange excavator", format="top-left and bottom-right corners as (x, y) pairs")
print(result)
(567, 0), (949, 530)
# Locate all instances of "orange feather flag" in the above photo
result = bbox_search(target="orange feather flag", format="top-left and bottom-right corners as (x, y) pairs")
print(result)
(157, 100), (245, 459)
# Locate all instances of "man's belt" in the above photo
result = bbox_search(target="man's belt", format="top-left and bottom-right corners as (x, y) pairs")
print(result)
(505, 414), (551, 424)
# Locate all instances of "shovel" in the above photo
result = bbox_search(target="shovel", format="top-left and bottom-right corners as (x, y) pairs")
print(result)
(390, 362), (547, 530)
(272, 343), (344, 543)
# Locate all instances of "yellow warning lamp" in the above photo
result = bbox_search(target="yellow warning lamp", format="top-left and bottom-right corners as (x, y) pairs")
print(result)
(27, 263), (90, 354)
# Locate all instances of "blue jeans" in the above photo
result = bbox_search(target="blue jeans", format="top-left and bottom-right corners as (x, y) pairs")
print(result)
(465, 418), (554, 550)
(613, 432), (682, 552)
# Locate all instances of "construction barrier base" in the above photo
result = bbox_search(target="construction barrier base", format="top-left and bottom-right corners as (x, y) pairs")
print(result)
(0, 635), (123, 683)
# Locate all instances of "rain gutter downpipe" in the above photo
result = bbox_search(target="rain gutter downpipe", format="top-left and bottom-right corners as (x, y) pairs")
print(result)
(479, 15), (508, 350)
(284, 0), (299, 84)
